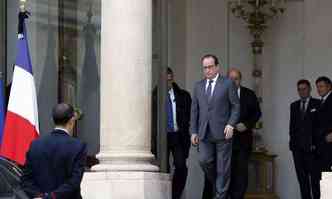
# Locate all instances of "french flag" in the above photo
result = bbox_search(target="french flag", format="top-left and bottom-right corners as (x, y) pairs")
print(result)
(0, 12), (39, 166)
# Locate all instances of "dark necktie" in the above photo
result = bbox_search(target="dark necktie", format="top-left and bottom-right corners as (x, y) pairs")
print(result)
(206, 79), (214, 102)
(167, 92), (174, 132)
(300, 100), (306, 117)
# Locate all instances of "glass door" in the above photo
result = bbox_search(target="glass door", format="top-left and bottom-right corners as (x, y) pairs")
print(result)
(4, 0), (100, 165)
(57, 0), (101, 166)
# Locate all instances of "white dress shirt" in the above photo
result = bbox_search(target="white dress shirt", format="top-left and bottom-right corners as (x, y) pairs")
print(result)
(55, 127), (71, 136)
(321, 91), (332, 103)
(168, 88), (179, 132)
(205, 73), (219, 96)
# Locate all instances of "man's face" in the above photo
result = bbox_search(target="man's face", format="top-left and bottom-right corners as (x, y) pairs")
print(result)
(202, 57), (219, 80)
(316, 81), (331, 97)
(167, 72), (174, 90)
(297, 83), (311, 99)
(228, 71), (241, 88)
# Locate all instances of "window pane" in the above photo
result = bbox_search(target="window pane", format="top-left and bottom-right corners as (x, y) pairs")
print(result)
(57, 0), (101, 156)
(6, 0), (101, 159)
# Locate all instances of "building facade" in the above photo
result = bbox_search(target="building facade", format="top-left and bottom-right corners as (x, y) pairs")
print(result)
(1, 0), (332, 199)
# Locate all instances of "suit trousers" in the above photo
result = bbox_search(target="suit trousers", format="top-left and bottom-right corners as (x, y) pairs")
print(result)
(229, 149), (250, 199)
(202, 149), (250, 199)
(202, 173), (213, 199)
(292, 150), (320, 199)
(167, 133), (188, 199)
(199, 130), (232, 199)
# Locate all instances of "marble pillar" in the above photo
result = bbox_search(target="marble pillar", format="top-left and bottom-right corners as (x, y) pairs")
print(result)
(81, 0), (171, 198)
(93, 0), (157, 172)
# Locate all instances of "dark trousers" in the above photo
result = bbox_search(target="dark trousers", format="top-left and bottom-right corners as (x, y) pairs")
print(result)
(292, 150), (320, 199)
(167, 133), (188, 199)
(202, 149), (250, 199)
(229, 149), (250, 199)
(199, 134), (232, 199)
(319, 144), (332, 171)
(202, 174), (213, 199)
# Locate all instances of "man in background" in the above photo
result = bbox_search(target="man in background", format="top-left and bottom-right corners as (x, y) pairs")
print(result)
(289, 79), (320, 199)
(22, 103), (87, 199)
(227, 68), (261, 199)
(315, 76), (332, 172)
(166, 67), (191, 199)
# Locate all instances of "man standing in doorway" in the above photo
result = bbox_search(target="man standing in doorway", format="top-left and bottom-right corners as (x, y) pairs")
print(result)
(228, 68), (261, 199)
(289, 79), (321, 199)
(315, 76), (332, 172)
(166, 67), (192, 199)
(190, 55), (240, 199)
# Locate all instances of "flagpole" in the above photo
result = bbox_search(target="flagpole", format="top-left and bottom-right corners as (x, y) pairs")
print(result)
(18, 0), (30, 39)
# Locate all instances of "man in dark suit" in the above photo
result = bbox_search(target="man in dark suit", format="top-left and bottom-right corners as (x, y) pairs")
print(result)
(166, 67), (192, 199)
(315, 76), (332, 172)
(228, 68), (261, 199)
(190, 55), (240, 199)
(289, 79), (321, 199)
(22, 103), (87, 199)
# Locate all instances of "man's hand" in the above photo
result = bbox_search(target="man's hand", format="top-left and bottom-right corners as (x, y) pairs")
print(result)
(236, 123), (247, 132)
(326, 133), (332, 143)
(224, 125), (234, 139)
(191, 134), (199, 145)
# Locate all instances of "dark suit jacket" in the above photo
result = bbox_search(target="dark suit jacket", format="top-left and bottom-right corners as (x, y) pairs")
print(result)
(171, 82), (192, 157)
(314, 93), (332, 170)
(233, 86), (261, 151)
(151, 83), (192, 159)
(21, 129), (87, 199)
(190, 75), (240, 140)
(289, 97), (320, 152)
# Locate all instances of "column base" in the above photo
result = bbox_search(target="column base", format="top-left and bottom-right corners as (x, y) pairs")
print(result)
(94, 151), (159, 172)
(81, 171), (171, 199)
(92, 162), (159, 172)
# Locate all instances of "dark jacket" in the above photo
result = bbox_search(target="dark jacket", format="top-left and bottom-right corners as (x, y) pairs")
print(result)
(151, 83), (192, 158)
(314, 93), (332, 171)
(289, 97), (320, 152)
(233, 86), (261, 151)
(22, 129), (87, 199)
(171, 82), (192, 158)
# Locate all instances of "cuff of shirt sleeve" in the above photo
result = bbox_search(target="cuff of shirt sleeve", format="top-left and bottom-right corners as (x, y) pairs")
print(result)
(42, 192), (56, 199)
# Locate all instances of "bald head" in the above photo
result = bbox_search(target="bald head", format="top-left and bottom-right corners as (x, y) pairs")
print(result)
(52, 103), (75, 126)
(227, 68), (242, 87)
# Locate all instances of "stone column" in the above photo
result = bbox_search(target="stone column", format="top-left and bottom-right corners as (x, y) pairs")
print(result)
(92, 0), (157, 172)
(81, 0), (171, 198)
